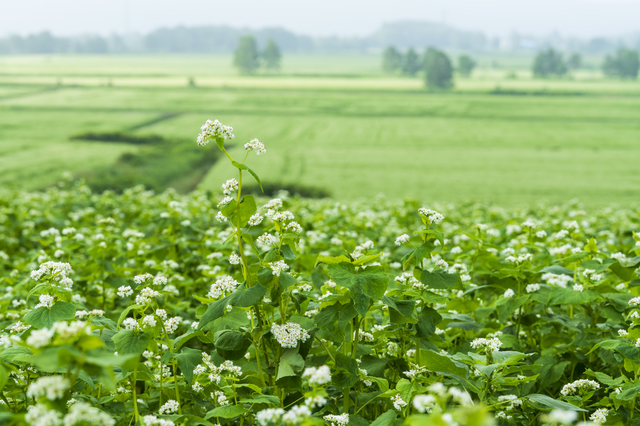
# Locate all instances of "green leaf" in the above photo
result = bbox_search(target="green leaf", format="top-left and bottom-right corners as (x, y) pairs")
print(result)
(236, 195), (257, 228)
(246, 165), (263, 192)
(112, 329), (152, 356)
(610, 262), (638, 282)
(315, 254), (351, 267)
(198, 295), (232, 330)
(0, 364), (8, 391)
(496, 295), (529, 323)
(279, 272), (298, 289)
(231, 160), (248, 170)
(281, 244), (296, 260)
(548, 288), (600, 305)
(205, 404), (245, 420)
(420, 270), (458, 289)
(415, 307), (442, 338)
(215, 137), (225, 151)
(315, 302), (358, 333)
(332, 352), (359, 389)
(421, 350), (467, 381)
(584, 237), (598, 253)
(161, 348), (202, 384)
(276, 349), (304, 382)
(360, 355), (390, 377)
(370, 410), (397, 426)
(238, 395), (280, 406)
(327, 262), (388, 317)
(616, 386), (640, 401)
(23, 302), (76, 329)
(526, 394), (587, 411)
(232, 283), (267, 307)
(214, 330), (251, 360)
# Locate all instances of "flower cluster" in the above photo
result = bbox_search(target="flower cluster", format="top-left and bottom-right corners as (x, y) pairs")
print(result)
(196, 119), (234, 146)
(271, 322), (310, 348)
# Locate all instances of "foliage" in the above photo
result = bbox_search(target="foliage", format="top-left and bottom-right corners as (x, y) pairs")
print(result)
(402, 48), (422, 77)
(382, 46), (403, 75)
(71, 131), (165, 145)
(243, 183), (331, 199)
(233, 36), (260, 75)
(1, 120), (640, 425)
(602, 48), (639, 79)
(262, 40), (281, 72)
(457, 55), (476, 77)
(532, 49), (568, 78)
(424, 48), (453, 89)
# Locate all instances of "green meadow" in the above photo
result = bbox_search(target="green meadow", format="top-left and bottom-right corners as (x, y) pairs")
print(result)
(1, 54), (639, 205)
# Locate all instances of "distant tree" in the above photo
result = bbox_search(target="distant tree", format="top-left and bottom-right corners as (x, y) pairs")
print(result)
(263, 39), (281, 72)
(424, 48), (454, 89)
(602, 48), (639, 79)
(532, 49), (568, 78)
(567, 53), (582, 70)
(457, 54), (476, 77)
(402, 48), (422, 76)
(233, 35), (260, 75)
(382, 46), (403, 74)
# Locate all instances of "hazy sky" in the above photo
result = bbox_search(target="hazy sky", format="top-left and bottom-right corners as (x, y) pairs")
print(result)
(1, 0), (637, 38)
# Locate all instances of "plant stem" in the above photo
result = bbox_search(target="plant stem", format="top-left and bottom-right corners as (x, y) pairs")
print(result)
(131, 371), (139, 423)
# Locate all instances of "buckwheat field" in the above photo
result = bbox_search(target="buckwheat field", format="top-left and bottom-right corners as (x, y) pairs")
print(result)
(0, 117), (639, 426)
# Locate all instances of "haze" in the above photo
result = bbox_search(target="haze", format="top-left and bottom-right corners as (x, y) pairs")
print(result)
(1, 0), (638, 39)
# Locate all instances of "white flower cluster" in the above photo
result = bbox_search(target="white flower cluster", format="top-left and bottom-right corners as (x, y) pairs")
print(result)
(135, 287), (161, 305)
(413, 394), (437, 413)
(257, 233), (278, 247)
(134, 273), (154, 284)
(470, 337), (502, 353)
(543, 410), (577, 425)
(159, 399), (179, 415)
(505, 253), (533, 265)
(271, 322), (310, 348)
(324, 414), (349, 426)
(26, 321), (89, 348)
(542, 273), (572, 288)
(248, 213), (264, 226)
(391, 394), (407, 410)
(197, 119), (234, 146)
(503, 289), (515, 298)
(27, 375), (70, 400)
(418, 208), (445, 224)
(143, 415), (176, 426)
(590, 408), (608, 425)
(30, 261), (74, 289)
(207, 276), (239, 300)
(256, 408), (284, 426)
(269, 260), (289, 277)
(498, 394), (522, 410)
(526, 283), (541, 293)
(560, 379), (600, 396)
(229, 253), (243, 265)
(395, 234), (410, 245)
(117, 286), (134, 297)
(222, 178), (239, 196)
(302, 365), (331, 386)
(244, 138), (266, 155)
(629, 296), (640, 306)
(63, 402), (115, 426)
(583, 269), (602, 282)
(35, 294), (55, 309)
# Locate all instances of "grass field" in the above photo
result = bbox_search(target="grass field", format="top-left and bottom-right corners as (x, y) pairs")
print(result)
(0, 54), (639, 205)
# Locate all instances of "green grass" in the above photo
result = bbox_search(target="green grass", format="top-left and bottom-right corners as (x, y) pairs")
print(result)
(0, 55), (639, 205)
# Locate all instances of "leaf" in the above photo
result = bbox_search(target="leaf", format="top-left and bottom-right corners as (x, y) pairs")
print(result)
(415, 307), (442, 338)
(421, 350), (467, 381)
(548, 288), (600, 305)
(198, 295), (232, 330)
(23, 302), (76, 329)
(332, 352), (359, 389)
(610, 262), (638, 282)
(315, 302), (357, 333)
(616, 386), (640, 401)
(231, 160), (248, 170)
(370, 410), (397, 426)
(539, 265), (574, 276)
(420, 270), (458, 289)
(276, 349), (304, 381)
(279, 272), (298, 289)
(526, 394), (587, 411)
(315, 254), (351, 267)
(360, 355), (390, 377)
(496, 295), (529, 323)
(232, 283), (267, 307)
(214, 330), (251, 360)
(161, 348), (202, 384)
(327, 262), (388, 317)
(215, 137), (225, 151)
(584, 237), (598, 253)
(238, 394), (280, 406)
(205, 404), (245, 420)
(112, 329), (152, 356)
(246, 165), (263, 192)
(237, 195), (257, 228)
(281, 244), (296, 260)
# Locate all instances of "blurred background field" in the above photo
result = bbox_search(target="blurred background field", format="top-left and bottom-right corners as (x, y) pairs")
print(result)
(1, 53), (639, 205)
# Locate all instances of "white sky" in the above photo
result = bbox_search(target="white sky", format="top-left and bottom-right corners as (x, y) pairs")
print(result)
(0, 0), (637, 39)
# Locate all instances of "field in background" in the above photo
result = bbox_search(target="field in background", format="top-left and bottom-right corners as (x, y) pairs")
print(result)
(0, 54), (639, 206)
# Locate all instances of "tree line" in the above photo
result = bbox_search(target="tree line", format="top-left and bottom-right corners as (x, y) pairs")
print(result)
(233, 36), (281, 74)
(532, 48), (639, 79)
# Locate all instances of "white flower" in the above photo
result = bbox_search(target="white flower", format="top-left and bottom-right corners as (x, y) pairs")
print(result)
(26, 404), (63, 426)
(217, 196), (233, 208)
(159, 399), (179, 415)
(248, 213), (264, 226)
(229, 253), (243, 265)
(395, 234), (410, 245)
(535, 230), (547, 238)
(391, 394), (407, 410)
(142, 315), (157, 328)
(222, 178), (239, 195)
(618, 329), (629, 336)
(117, 286), (133, 297)
(64, 402), (115, 426)
(122, 318), (138, 330)
(281, 405), (311, 424)
(164, 317), (181, 334)
(418, 208), (444, 224)
(629, 297), (640, 306)
(526, 284), (541, 293)
(143, 415), (176, 426)
(35, 294), (55, 309)
(207, 276), (239, 299)
(215, 211), (228, 223)
(26, 328), (54, 348)
(269, 260), (289, 277)
(544, 410), (577, 425)
(573, 284), (584, 292)
(589, 408), (608, 425)
(27, 376), (70, 400)
(244, 138), (266, 155)
(256, 408), (285, 426)
(323, 414), (349, 426)
(504, 289), (515, 298)
(197, 119), (234, 146)
(413, 394), (436, 413)
(470, 337), (502, 353)
(271, 322), (310, 348)
(302, 365), (331, 386)
(611, 252), (626, 262)
(560, 379), (600, 396)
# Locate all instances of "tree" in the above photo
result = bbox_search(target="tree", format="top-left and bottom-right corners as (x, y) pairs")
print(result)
(424, 48), (453, 89)
(382, 46), (402, 74)
(532, 49), (567, 78)
(602, 48), (639, 79)
(567, 53), (582, 70)
(402, 48), (422, 76)
(263, 39), (281, 72)
(457, 54), (476, 77)
(233, 35), (260, 75)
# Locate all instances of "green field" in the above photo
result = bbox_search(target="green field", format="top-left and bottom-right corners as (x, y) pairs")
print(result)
(1, 54), (639, 205)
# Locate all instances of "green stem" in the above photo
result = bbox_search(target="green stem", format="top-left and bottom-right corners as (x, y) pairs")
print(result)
(173, 363), (182, 414)
(131, 370), (139, 423)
